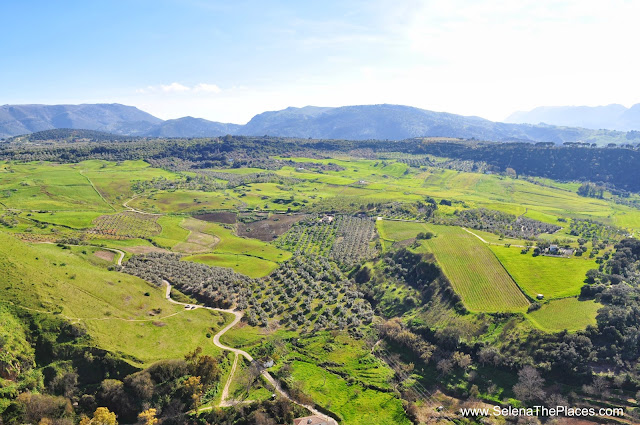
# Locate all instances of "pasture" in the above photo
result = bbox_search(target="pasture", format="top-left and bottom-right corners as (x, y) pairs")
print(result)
(183, 253), (278, 278)
(490, 246), (596, 299)
(527, 298), (601, 332)
(0, 232), (230, 366)
(286, 360), (410, 425)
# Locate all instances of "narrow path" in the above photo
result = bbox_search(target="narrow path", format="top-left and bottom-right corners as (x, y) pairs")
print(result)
(220, 354), (239, 407)
(79, 170), (116, 212)
(164, 281), (337, 424)
(122, 195), (162, 216)
(462, 227), (527, 248)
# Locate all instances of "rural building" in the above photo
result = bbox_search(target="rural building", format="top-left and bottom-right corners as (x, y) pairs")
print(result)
(293, 416), (329, 425)
(549, 244), (559, 254)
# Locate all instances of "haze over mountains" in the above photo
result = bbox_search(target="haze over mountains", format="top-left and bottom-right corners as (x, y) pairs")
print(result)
(506, 104), (640, 131)
(1, 103), (637, 145)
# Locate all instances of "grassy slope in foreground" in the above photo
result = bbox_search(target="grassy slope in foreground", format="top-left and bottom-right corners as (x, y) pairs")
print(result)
(0, 232), (229, 367)
(527, 298), (601, 332)
(490, 245), (596, 299)
(377, 220), (529, 313)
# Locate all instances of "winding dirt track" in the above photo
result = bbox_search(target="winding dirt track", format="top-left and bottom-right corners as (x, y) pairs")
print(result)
(163, 281), (336, 423)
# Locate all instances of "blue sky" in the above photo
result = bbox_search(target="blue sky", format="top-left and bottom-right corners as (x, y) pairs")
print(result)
(2, 0), (639, 123)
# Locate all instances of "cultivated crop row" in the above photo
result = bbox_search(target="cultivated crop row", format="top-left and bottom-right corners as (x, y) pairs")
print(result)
(276, 215), (378, 266)
(90, 212), (161, 238)
(119, 252), (375, 332)
(423, 226), (530, 312)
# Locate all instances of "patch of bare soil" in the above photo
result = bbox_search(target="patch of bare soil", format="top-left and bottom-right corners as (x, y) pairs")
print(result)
(174, 217), (220, 253)
(94, 250), (115, 261)
(124, 245), (171, 255)
(237, 213), (308, 241)
(194, 211), (237, 224)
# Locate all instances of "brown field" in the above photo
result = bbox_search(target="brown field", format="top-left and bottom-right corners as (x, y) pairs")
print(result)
(94, 250), (115, 261)
(124, 245), (171, 255)
(237, 213), (308, 241)
(194, 211), (237, 224)
(174, 217), (220, 253)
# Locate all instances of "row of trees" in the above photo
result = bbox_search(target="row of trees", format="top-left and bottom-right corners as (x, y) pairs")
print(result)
(437, 208), (561, 239)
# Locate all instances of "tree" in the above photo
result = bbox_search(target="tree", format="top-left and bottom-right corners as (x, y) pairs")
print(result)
(183, 376), (204, 410)
(80, 407), (118, 425)
(513, 366), (545, 403)
(437, 359), (453, 376)
(138, 408), (158, 425)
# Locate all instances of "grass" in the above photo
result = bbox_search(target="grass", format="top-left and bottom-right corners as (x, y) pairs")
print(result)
(417, 224), (530, 312)
(527, 298), (601, 332)
(287, 360), (410, 425)
(376, 219), (529, 312)
(128, 190), (233, 213)
(0, 162), (113, 211)
(0, 232), (230, 367)
(173, 217), (220, 253)
(26, 211), (104, 228)
(153, 215), (190, 248)
(490, 246), (596, 299)
(183, 253), (278, 278)
(375, 219), (431, 243)
(203, 222), (292, 262)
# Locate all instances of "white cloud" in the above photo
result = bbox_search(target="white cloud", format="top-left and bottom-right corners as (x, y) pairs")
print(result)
(161, 82), (190, 93)
(136, 82), (222, 95)
(194, 83), (222, 93)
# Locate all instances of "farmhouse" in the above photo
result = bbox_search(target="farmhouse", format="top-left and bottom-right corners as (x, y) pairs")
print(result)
(292, 416), (329, 425)
(549, 244), (559, 254)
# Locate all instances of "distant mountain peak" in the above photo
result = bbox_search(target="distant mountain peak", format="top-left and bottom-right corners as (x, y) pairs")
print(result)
(0, 102), (634, 145)
(506, 104), (640, 131)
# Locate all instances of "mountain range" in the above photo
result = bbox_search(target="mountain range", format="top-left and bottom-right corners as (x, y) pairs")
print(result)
(1, 103), (637, 145)
(506, 104), (640, 132)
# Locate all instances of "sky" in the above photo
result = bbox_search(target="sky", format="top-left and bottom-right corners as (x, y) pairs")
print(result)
(1, 0), (639, 124)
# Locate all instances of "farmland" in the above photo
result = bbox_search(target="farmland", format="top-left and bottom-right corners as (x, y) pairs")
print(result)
(0, 232), (229, 367)
(418, 225), (530, 312)
(527, 298), (601, 332)
(3, 144), (640, 425)
(377, 220), (530, 312)
(490, 245), (597, 299)
(90, 211), (161, 238)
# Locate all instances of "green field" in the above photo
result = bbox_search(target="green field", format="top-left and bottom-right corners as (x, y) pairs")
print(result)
(203, 221), (292, 262)
(377, 220), (529, 312)
(27, 211), (105, 228)
(375, 219), (431, 242)
(128, 190), (234, 213)
(183, 253), (278, 278)
(0, 232), (229, 367)
(287, 361), (410, 425)
(421, 225), (530, 312)
(0, 162), (113, 211)
(528, 298), (601, 331)
(490, 246), (596, 299)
